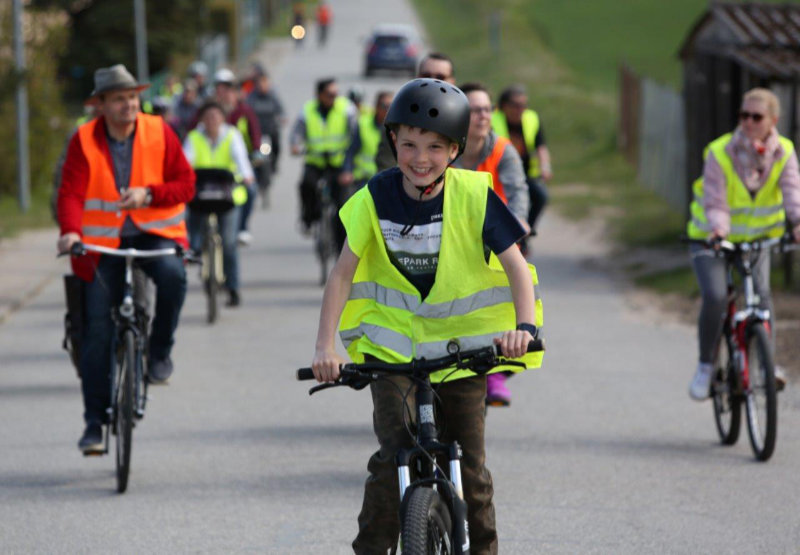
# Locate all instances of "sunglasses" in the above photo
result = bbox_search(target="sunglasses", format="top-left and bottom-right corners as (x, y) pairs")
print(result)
(739, 111), (765, 122)
(419, 72), (449, 81)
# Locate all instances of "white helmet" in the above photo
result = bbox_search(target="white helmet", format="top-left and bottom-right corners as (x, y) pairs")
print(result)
(213, 68), (236, 85)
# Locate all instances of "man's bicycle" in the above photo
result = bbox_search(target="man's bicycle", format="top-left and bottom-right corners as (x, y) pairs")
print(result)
(314, 165), (339, 285)
(189, 169), (237, 324)
(297, 339), (544, 554)
(65, 242), (193, 492)
(692, 235), (796, 461)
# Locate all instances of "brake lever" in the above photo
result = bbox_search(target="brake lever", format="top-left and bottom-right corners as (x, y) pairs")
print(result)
(308, 381), (343, 395)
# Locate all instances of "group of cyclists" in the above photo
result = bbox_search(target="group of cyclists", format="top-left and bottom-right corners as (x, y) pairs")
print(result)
(50, 33), (800, 552)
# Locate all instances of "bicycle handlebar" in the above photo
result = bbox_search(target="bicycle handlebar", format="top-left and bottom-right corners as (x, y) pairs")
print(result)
(59, 241), (199, 263)
(682, 234), (797, 254)
(297, 339), (545, 383)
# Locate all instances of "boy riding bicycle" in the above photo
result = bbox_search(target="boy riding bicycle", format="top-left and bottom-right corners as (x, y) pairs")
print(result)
(310, 78), (543, 554)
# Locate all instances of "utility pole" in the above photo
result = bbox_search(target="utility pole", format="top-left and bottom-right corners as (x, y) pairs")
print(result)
(134, 0), (149, 86)
(13, 0), (30, 213)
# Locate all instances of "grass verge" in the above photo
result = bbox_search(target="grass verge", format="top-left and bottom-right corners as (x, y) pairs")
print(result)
(0, 187), (56, 240)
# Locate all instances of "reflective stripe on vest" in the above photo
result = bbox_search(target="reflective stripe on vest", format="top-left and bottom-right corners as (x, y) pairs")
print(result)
(78, 114), (187, 247)
(491, 109), (541, 178)
(187, 128), (247, 206)
(476, 134), (512, 203)
(304, 97), (349, 168)
(338, 167), (544, 382)
(686, 133), (793, 241)
(353, 114), (382, 180)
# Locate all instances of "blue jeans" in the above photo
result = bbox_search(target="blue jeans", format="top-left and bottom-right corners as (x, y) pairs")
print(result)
(238, 184), (256, 232)
(187, 206), (241, 291)
(527, 176), (548, 232)
(80, 234), (187, 424)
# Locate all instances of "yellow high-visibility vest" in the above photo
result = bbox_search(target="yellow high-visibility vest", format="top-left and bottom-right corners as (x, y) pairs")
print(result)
(492, 108), (541, 178)
(687, 133), (793, 241)
(339, 167), (544, 382)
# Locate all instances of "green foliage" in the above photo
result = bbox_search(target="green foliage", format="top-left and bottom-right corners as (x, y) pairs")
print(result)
(0, 5), (70, 204)
(40, 0), (210, 102)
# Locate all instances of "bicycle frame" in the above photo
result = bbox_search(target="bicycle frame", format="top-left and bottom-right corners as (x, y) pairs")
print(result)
(722, 242), (773, 393)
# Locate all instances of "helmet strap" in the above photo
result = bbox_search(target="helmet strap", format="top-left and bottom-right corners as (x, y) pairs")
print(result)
(400, 166), (449, 237)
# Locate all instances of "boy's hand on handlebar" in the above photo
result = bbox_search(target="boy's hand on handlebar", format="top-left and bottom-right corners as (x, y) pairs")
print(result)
(311, 348), (346, 383)
(57, 232), (81, 254)
(494, 330), (534, 359)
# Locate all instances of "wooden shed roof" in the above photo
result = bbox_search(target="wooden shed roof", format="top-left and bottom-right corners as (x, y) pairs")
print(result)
(680, 2), (800, 78)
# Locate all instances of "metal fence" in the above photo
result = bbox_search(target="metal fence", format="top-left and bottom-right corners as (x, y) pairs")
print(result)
(619, 64), (686, 213)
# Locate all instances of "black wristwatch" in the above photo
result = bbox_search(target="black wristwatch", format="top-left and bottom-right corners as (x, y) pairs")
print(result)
(516, 322), (538, 338)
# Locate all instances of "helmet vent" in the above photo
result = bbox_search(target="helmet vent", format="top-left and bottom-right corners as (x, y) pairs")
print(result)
(410, 103), (419, 113)
(420, 82), (428, 87)
(440, 87), (447, 93)
(429, 108), (439, 117)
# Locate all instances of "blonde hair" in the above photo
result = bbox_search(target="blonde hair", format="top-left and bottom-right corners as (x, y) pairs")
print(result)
(743, 88), (780, 119)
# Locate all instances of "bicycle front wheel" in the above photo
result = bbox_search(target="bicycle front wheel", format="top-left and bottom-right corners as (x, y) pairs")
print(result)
(745, 323), (777, 461)
(115, 329), (136, 493)
(401, 487), (454, 555)
(712, 332), (741, 445)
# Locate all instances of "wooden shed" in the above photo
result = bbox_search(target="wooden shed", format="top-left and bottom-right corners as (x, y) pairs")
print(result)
(680, 2), (800, 192)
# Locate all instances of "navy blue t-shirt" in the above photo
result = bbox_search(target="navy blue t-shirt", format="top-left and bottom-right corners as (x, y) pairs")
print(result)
(367, 167), (525, 298)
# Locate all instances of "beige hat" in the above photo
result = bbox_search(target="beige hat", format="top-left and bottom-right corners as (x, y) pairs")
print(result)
(86, 64), (149, 104)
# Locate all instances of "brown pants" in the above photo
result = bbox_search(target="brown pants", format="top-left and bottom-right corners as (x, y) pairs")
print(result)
(352, 375), (498, 554)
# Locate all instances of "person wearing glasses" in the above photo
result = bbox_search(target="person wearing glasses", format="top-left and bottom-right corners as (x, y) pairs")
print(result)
(687, 88), (800, 399)
(492, 85), (552, 247)
(453, 82), (531, 408)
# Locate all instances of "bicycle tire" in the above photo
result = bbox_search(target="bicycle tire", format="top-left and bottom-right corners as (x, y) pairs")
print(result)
(401, 487), (454, 555)
(745, 323), (777, 461)
(204, 234), (218, 324)
(116, 329), (136, 493)
(712, 332), (741, 445)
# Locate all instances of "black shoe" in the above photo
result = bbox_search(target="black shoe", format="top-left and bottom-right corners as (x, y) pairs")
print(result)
(148, 357), (174, 384)
(78, 422), (104, 455)
(226, 290), (241, 307)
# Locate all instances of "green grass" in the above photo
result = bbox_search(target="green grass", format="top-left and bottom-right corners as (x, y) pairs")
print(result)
(0, 187), (57, 239)
(411, 0), (694, 251)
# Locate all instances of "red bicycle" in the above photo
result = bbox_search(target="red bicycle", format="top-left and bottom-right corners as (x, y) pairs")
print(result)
(695, 235), (795, 461)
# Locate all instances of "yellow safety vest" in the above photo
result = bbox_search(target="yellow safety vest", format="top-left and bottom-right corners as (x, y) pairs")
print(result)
(687, 133), (793, 241)
(338, 167), (544, 383)
(492, 108), (541, 178)
(353, 114), (382, 181)
(187, 128), (247, 206)
(304, 97), (349, 169)
(236, 116), (253, 153)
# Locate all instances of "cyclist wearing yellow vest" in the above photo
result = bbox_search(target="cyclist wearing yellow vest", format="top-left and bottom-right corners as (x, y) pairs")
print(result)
(290, 77), (358, 250)
(687, 88), (800, 400)
(213, 68), (262, 246)
(493, 85), (552, 239)
(310, 79), (543, 554)
(183, 101), (255, 307)
(347, 91), (393, 190)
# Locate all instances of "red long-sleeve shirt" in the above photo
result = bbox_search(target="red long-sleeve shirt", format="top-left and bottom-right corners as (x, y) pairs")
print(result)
(58, 116), (196, 280)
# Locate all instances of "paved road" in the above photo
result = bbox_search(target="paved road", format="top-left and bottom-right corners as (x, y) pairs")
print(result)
(2, 1), (800, 553)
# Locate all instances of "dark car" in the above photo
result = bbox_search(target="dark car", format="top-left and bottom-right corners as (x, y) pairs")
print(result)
(364, 24), (421, 77)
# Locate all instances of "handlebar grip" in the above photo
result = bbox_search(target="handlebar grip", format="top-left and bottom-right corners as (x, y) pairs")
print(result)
(494, 338), (545, 356)
(297, 367), (315, 381)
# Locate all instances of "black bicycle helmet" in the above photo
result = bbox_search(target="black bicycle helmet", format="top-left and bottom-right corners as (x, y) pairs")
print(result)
(384, 78), (470, 161)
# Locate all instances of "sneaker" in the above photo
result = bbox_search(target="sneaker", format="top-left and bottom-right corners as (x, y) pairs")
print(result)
(689, 362), (714, 401)
(78, 422), (104, 455)
(237, 230), (253, 246)
(775, 366), (787, 392)
(148, 357), (174, 384)
(226, 289), (241, 307)
(486, 373), (511, 407)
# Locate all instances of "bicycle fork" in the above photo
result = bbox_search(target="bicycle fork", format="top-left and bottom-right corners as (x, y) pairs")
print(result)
(396, 385), (471, 553)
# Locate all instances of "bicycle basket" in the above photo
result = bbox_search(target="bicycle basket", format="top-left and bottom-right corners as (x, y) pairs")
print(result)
(188, 168), (236, 213)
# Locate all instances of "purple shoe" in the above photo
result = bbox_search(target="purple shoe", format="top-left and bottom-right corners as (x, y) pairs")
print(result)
(486, 373), (511, 407)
